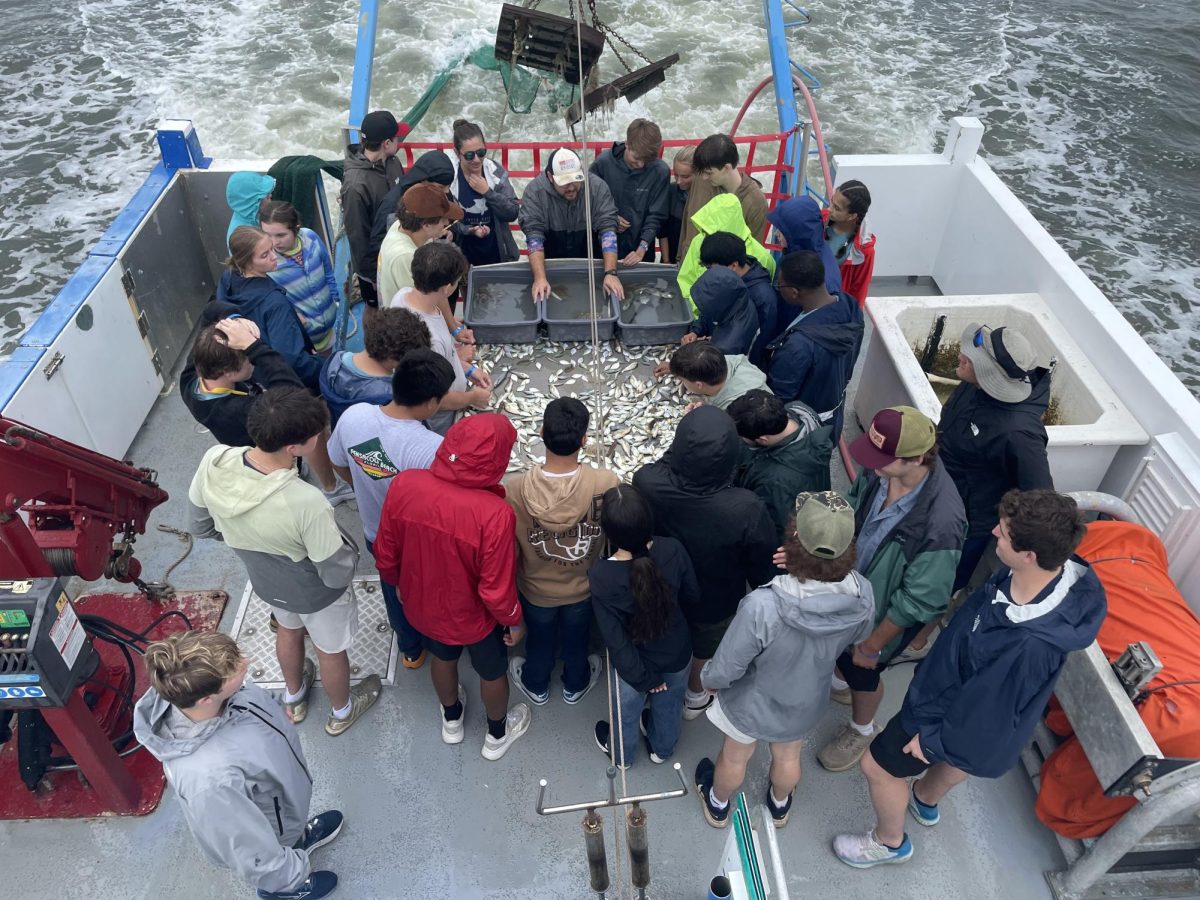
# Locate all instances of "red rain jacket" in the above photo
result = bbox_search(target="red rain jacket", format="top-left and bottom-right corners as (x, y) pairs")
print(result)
(821, 207), (876, 307)
(373, 413), (522, 645)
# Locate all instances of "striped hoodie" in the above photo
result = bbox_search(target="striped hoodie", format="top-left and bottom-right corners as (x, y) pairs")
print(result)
(267, 227), (340, 350)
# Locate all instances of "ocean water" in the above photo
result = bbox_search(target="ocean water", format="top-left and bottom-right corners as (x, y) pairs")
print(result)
(1, 0), (1197, 388)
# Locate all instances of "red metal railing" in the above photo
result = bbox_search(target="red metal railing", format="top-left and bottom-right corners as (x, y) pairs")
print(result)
(397, 130), (797, 247)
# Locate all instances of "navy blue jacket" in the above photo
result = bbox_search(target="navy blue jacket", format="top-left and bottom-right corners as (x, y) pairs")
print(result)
(689, 267), (760, 357)
(319, 351), (391, 426)
(939, 371), (1055, 538)
(901, 558), (1106, 778)
(765, 290), (863, 438)
(214, 271), (322, 390)
(766, 196), (842, 332)
(591, 142), (671, 258)
(740, 260), (779, 363)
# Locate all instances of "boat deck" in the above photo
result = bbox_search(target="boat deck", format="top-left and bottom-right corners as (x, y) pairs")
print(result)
(1, 336), (1068, 900)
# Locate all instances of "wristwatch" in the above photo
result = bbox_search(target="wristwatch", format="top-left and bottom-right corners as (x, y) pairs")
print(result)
(604, 269), (618, 277)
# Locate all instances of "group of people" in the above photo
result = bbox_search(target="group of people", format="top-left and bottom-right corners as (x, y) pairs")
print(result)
(133, 109), (1107, 900)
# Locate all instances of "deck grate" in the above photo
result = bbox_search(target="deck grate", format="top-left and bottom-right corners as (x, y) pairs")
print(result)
(230, 578), (398, 688)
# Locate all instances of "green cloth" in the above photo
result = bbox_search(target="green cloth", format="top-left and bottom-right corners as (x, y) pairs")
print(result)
(735, 422), (834, 541)
(677, 194), (775, 308)
(847, 463), (966, 655)
(267, 156), (344, 231)
(468, 46), (578, 115)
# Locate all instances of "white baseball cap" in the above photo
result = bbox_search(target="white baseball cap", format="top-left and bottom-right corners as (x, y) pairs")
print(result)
(547, 148), (585, 186)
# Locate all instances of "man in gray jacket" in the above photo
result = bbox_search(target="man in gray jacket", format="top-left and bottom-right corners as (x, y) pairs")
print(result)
(695, 491), (874, 828)
(518, 147), (625, 303)
(134, 631), (342, 899)
(189, 386), (381, 736)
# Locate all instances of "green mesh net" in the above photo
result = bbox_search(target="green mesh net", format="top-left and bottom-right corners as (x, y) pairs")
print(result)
(468, 46), (579, 115)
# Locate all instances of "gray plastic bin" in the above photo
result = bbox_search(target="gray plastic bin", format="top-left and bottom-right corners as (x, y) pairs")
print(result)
(538, 259), (619, 342)
(615, 265), (693, 346)
(464, 262), (541, 344)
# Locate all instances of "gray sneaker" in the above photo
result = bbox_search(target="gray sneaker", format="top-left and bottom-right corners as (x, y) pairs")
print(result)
(322, 480), (356, 508)
(284, 657), (316, 724)
(325, 674), (382, 736)
(818, 721), (879, 772)
(481, 703), (531, 761)
(441, 685), (467, 745)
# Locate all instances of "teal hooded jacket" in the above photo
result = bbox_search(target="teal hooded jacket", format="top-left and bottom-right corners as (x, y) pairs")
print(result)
(226, 172), (276, 248)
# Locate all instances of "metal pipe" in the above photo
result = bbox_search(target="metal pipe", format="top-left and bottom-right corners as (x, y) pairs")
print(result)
(537, 762), (688, 815)
(582, 809), (609, 897)
(1047, 774), (1200, 899)
(626, 803), (650, 890)
(346, 0), (381, 146)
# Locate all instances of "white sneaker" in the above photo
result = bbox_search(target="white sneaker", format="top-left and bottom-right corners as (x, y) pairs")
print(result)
(481, 703), (531, 760)
(322, 480), (356, 508)
(441, 685), (467, 745)
(832, 830), (913, 868)
(682, 692), (714, 721)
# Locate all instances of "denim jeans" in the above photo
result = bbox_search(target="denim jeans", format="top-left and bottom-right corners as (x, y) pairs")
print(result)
(610, 665), (689, 767)
(520, 596), (592, 694)
(365, 539), (424, 657)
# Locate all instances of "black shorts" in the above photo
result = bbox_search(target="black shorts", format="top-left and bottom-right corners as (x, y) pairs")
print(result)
(869, 713), (932, 778)
(688, 616), (733, 660)
(836, 621), (927, 692)
(358, 278), (380, 308)
(423, 626), (508, 681)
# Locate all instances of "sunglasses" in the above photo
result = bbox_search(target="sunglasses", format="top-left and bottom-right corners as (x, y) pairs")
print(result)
(462, 148), (487, 161)
(973, 326), (986, 348)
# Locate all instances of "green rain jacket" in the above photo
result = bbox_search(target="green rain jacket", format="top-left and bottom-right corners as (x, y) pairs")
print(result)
(848, 459), (966, 656)
(734, 402), (833, 540)
(677, 194), (775, 308)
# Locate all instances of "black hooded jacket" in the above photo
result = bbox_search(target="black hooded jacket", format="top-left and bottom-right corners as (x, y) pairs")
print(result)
(688, 266), (761, 356)
(938, 371), (1054, 538)
(367, 151), (456, 275)
(632, 406), (779, 625)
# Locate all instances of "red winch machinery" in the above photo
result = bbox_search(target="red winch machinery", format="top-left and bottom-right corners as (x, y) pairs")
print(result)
(0, 416), (224, 817)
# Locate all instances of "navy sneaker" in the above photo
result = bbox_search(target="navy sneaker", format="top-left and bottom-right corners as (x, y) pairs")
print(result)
(765, 785), (793, 828)
(563, 654), (604, 705)
(694, 758), (730, 829)
(295, 810), (344, 853)
(908, 782), (940, 826)
(256, 871), (338, 899)
(508, 656), (549, 706)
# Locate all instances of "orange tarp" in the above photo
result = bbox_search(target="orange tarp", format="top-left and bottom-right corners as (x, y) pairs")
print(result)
(1035, 521), (1200, 838)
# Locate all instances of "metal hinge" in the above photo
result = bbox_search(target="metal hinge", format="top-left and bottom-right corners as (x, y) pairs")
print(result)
(150, 350), (162, 377)
(43, 352), (65, 379)
(136, 310), (150, 338)
(121, 268), (136, 296)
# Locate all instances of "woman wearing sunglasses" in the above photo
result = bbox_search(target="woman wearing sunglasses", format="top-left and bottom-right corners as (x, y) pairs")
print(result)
(444, 118), (520, 265)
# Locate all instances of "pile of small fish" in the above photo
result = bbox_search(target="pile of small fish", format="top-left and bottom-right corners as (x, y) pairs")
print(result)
(469, 338), (689, 479)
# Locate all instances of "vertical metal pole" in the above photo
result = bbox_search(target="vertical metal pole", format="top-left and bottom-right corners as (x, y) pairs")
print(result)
(583, 809), (610, 897)
(626, 803), (650, 896)
(796, 123), (812, 198)
(346, 0), (381, 145)
(762, 0), (799, 194)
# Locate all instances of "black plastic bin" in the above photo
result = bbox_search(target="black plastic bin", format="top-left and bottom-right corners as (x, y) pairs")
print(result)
(537, 259), (619, 342)
(615, 264), (694, 346)
(464, 262), (542, 344)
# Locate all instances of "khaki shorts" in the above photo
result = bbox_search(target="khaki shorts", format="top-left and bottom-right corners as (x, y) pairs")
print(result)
(272, 594), (359, 654)
(706, 695), (757, 745)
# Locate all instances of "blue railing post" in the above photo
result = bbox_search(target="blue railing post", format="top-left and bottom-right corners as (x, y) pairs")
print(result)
(763, 0), (799, 196)
(347, 0), (381, 144)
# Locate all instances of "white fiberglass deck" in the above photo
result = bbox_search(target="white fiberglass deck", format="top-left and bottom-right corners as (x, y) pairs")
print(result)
(0, 349), (1066, 900)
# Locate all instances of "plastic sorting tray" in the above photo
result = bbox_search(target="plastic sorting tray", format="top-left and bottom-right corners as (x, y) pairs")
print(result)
(537, 259), (619, 342)
(463, 262), (541, 344)
(614, 264), (694, 346)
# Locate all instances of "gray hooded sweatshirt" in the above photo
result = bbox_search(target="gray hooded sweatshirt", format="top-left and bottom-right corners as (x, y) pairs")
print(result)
(133, 682), (313, 893)
(701, 572), (874, 742)
(188, 444), (358, 614)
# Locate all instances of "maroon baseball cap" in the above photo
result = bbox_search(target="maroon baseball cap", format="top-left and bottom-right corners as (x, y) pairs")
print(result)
(849, 406), (936, 470)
